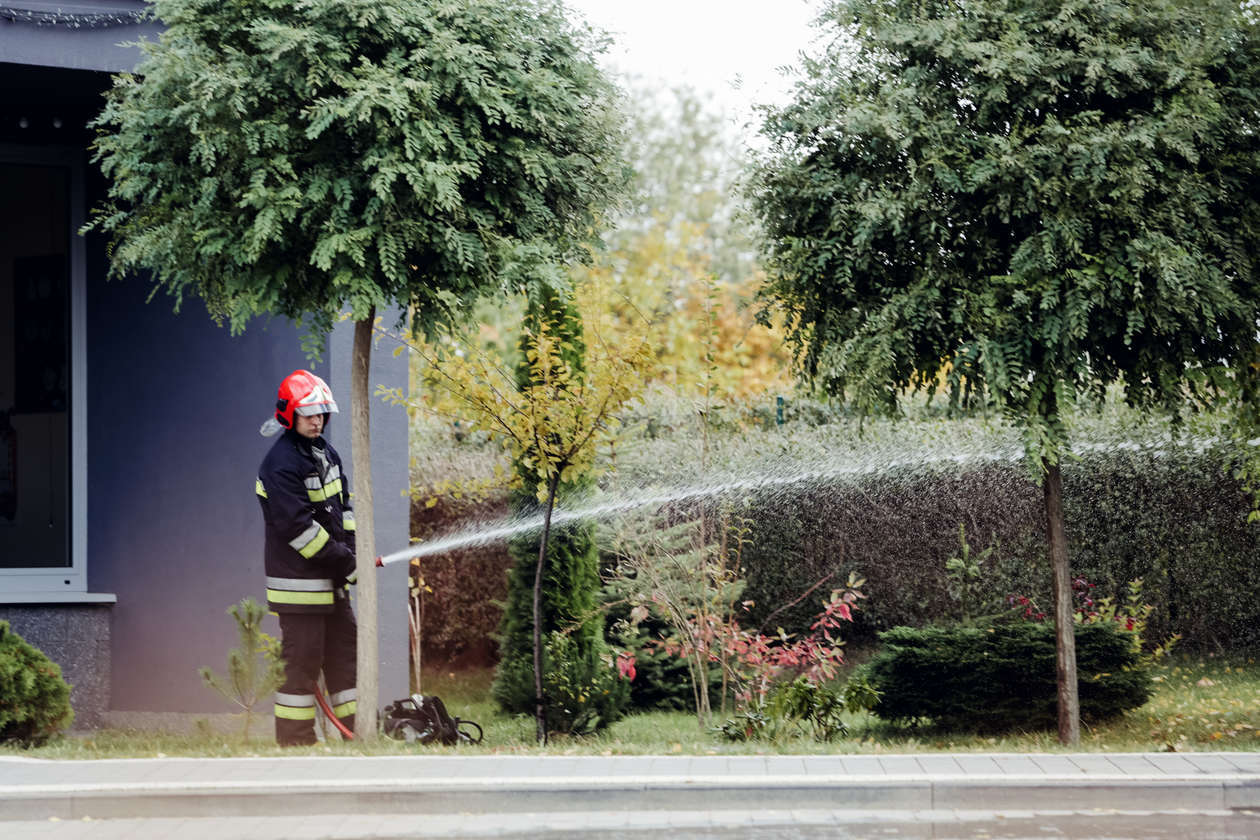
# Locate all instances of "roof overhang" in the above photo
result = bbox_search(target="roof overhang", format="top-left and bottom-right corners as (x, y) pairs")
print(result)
(0, 1), (163, 73)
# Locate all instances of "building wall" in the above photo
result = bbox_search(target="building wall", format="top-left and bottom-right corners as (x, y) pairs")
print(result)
(326, 317), (412, 707)
(3, 10), (412, 726)
(84, 252), (412, 717)
(84, 266), (411, 716)
(85, 270), (299, 713)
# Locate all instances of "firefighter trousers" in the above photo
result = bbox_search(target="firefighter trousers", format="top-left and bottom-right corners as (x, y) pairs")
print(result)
(274, 593), (357, 745)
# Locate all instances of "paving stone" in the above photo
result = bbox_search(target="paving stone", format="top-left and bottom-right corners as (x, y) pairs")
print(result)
(1186, 753), (1254, 774)
(1064, 755), (1124, 774)
(915, 756), (965, 776)
(838, 756), (883, 774)
(762, 756), (807, 775)
(992, 756), (1043, 775)
(1104, 754), (1166, 775)
(646, 756), (691, 774)
(873, 756), (920, 775)
(800, 757), (847, 776)
(1224, 753), (1260, 773)
(1028, 755), (1085, 775)
(953, 755), (1002, 774)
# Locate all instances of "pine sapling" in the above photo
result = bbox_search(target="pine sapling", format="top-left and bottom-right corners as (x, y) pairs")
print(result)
(199, 598), (285, 738)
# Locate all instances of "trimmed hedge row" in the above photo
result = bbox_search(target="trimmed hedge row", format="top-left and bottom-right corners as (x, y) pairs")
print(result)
(410, 492), (511, 669)
(412, 434), (1260, 671)
(739, 443), (1260, 651)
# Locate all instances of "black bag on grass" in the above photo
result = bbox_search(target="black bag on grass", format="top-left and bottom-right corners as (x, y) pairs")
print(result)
(382, 694), (483, 745)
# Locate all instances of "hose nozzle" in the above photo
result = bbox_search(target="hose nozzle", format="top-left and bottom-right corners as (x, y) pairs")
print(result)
(375, 556), (383, 567)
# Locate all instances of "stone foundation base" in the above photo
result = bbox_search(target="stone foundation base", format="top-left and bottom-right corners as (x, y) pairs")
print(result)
(0, 604), (111, 729)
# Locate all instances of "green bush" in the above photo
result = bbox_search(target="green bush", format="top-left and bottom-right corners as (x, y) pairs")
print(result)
(717, 676), (853, 742)
(604, 599), (699, 711)
(539, 631), (629, 735)
(593, 397), (1260, 653)
(415, 392), (1260, 667)
(861, 622), (1151, 732)
(492, 630), (629, 735)
(0, 621), (74, 745)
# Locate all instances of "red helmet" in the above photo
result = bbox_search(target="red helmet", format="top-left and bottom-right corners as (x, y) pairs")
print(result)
(275, 370), (339, 429)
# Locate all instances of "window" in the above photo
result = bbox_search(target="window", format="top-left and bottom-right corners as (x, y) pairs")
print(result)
(0, 147), (88, 597)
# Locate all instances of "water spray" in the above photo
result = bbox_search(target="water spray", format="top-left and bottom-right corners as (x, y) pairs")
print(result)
(372, 443), (1025, 567)
(371, 432), (1233, 569)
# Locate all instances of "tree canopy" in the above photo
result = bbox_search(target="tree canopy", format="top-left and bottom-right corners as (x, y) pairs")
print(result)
(752, 0), (1260, 460)
(89, 0), (627, 740)
(752, 0), (1260, 746)
(90, 0), (626, 342)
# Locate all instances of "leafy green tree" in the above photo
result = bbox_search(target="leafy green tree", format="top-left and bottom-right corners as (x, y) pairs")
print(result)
(751, 0), (1260, 743)
(89, 0), (624, 737)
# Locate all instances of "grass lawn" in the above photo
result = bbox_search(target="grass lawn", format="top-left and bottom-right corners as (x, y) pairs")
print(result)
(6, 655), (1259, 759)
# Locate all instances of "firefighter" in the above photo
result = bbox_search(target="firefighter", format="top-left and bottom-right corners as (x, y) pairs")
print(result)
(256, 369), (358, 745)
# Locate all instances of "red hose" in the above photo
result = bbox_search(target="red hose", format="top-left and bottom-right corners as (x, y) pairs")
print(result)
(313, 686), (356, 740)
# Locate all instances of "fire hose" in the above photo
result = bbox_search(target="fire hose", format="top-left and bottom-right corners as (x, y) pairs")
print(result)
(315, 557), (483, 745)
(313, 685), (356, 740)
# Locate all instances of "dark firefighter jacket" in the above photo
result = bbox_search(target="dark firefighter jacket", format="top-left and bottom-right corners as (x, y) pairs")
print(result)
(256, 428), (356, 614)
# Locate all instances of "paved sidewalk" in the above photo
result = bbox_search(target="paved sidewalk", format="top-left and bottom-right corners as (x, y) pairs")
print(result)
(5, 807), (1260, 840)
(1, 751), (1257, 825)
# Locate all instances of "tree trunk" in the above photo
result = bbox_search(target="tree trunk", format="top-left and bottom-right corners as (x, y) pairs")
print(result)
(1043, 459), (1080, 745)
(534, 472), (560, 745)
(352, 309), (378, 740)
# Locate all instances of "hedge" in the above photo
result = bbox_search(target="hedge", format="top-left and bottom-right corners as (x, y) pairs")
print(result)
(409, 491), (511, 669)
(738, 440), (1260, 651)
(412, 404), (1260, 669)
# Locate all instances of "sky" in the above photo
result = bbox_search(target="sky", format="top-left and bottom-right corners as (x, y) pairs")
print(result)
(562, 0), (824, 137)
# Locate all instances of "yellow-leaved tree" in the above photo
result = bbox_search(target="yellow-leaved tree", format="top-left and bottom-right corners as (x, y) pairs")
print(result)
(394, 277), (656, 743)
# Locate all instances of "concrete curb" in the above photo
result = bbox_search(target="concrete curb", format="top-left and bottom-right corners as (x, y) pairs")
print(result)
(3, 772), (1258, 821)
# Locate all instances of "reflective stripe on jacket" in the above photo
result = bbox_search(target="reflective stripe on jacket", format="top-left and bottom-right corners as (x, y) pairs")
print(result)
(257, 429), (356, 614)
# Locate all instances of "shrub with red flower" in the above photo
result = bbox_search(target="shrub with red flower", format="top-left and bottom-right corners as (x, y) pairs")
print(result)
(1007, 576), (1178, 664)
(659, 573), (866, 712)
(615, 650), (637, 681)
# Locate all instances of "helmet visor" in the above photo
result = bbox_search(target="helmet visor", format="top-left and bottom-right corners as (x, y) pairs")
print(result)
(294, 400), (338, 416)
(295, 377), (339, 415)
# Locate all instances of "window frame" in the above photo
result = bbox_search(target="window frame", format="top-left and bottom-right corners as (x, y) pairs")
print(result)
(0, 143), (90, 598)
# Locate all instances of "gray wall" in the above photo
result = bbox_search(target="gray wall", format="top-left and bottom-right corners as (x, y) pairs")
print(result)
(85, 269), (411, 714)
(326, 314), (411, 706)
(86, 274), (306, 713)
